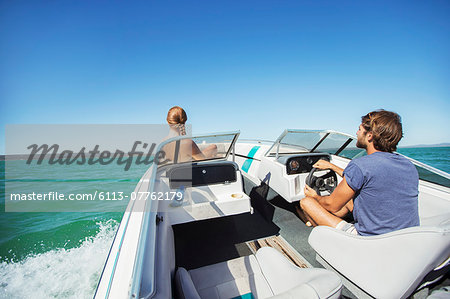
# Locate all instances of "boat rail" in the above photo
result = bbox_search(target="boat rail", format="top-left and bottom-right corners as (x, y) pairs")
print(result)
(237, 138), (275, 145)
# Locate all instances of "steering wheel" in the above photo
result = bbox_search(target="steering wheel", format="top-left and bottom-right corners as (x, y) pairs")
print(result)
(305, 168), (338, 195)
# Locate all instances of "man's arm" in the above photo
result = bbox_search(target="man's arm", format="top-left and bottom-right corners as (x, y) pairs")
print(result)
(304, 176), (355, 213)
(313, 160), (344, 177)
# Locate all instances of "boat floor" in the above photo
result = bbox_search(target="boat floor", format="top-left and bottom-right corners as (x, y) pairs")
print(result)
(173, 210), (280, 270)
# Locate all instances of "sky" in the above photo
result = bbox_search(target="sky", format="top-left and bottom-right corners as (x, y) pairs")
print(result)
(1, 0), (449, 153)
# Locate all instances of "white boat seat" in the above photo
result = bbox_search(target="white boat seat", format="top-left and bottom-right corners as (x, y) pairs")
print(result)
(308, 225), (450, 299)
(175, 247), (342, 299)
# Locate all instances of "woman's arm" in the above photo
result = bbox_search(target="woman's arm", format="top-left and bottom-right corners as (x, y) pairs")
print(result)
(189, 140), (207, 160)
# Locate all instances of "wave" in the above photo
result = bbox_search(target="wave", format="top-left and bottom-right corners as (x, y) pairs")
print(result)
(0, 220), (118, 299)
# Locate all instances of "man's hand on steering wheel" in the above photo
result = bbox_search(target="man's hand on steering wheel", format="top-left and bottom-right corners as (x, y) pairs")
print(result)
(313, 159), (333, 170)
(313, 159), (344, 178)
(304, 184), (319, 199)
(305, 167), (338, 196)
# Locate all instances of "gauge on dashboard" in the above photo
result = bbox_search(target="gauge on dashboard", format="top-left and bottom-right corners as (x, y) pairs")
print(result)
(284, 154), (331, 175)
(289, 160), (300, 171)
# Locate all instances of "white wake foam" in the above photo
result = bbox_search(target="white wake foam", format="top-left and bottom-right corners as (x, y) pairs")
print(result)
(0, 220), (118, 299)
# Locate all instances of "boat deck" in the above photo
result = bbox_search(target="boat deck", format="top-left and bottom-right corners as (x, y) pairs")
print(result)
(172, 210), (280, 271)
(242, 175), (321, 268)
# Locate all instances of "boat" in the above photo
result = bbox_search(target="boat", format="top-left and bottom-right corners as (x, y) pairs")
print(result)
(94, 129), (450, 299)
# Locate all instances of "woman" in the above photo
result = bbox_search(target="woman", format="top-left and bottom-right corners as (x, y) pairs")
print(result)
(164, 106), (217, 162)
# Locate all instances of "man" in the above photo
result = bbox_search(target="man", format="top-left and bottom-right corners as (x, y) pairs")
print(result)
(299, 110), (419, 236)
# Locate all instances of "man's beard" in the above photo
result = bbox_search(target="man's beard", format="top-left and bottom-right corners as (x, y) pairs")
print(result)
(356, 138), (366, 149)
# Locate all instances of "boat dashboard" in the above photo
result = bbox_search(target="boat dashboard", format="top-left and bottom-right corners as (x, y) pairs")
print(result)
(252, 152), (345, 203)
(277, 153), (331, 175)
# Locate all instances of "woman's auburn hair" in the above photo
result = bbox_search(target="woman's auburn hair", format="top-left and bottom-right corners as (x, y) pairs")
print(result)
(167, 106), (187, 135)
(361, 110), (403, 152)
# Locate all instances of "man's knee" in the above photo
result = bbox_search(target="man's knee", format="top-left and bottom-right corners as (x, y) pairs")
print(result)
(300, 196), (316, 212)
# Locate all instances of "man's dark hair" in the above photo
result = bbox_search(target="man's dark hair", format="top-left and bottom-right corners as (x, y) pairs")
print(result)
(361, 110), (403, 152)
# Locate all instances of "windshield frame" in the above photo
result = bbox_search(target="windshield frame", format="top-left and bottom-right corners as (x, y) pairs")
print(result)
(265, 129), (361, 159)
(157, 131), (240, 167)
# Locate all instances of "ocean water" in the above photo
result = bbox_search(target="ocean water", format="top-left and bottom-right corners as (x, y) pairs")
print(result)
(0, 161), (149, 299)
(0, 147), (449, 298)
(397, 147), (450, 173)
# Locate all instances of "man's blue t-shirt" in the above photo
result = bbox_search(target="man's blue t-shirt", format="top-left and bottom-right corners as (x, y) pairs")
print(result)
(343, 151), (419, 236)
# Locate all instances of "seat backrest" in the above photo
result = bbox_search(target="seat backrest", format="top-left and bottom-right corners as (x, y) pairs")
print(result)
(309, 225), (450, 299)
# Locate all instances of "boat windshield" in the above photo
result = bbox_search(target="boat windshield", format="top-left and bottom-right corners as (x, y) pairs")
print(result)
(158, 131), (240, 166)
(266, 130), (366, 160)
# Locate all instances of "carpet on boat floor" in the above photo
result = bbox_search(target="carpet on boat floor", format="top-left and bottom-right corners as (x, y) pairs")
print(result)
(173, 211), (280, 270)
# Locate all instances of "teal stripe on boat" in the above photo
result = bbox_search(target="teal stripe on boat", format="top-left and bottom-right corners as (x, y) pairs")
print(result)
(232, 293), (255, 299)
(241, 146), (260, 173)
